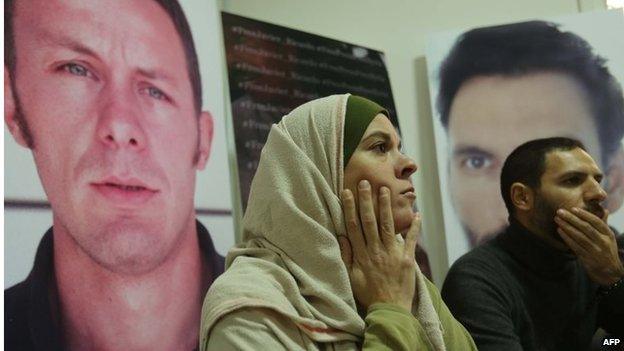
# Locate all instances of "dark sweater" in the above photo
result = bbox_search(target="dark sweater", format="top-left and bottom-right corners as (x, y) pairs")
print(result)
(442, 218), (624, 351)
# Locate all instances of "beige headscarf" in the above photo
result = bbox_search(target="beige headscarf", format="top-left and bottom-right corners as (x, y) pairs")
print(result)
(200, 94), (445, 350)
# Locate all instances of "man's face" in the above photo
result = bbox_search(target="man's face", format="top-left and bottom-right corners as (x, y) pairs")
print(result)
(529, 148), (606, 247)
(447, 72), (602, 246)
(344, 115), (418, 234)
(6, 0), (211, 274)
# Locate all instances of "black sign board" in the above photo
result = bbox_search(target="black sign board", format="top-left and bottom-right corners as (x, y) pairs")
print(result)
(222, 12), (398, 209)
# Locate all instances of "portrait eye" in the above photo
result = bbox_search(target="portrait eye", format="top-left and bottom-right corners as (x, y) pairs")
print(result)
(143, 86), (169, 101)
(59, 63), (95, 79)
(461, 155), (492, 170)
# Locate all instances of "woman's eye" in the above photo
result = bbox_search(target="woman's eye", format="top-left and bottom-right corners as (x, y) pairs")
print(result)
(374, 143), (387, 153)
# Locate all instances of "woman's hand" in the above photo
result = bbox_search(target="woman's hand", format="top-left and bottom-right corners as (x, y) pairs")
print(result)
(338, 180), (420, 312)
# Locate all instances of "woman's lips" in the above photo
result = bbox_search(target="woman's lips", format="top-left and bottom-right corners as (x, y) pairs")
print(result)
(401, 190), (417, 200)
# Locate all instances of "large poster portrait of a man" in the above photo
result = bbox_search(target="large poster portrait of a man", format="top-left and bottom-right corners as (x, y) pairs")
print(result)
(426, 10), (624, 263)
(4, 1), (234, 349)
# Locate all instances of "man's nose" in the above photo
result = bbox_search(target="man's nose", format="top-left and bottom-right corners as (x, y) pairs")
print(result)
(96, 88), (146, 151)
(586, 179), (608, 203)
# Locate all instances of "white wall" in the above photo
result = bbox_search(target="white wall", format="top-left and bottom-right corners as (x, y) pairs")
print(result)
(221, 0), (587, 285)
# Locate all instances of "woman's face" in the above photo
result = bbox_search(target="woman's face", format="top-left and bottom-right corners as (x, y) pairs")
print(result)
(344, 114), (418, 233)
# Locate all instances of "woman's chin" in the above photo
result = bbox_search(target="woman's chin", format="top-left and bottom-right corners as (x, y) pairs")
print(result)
(394, 210), (414, 235)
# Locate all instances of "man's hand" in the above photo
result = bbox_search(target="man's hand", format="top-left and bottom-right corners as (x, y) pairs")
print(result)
(338, 180), (420, 311)
(555, 207), (624, 286)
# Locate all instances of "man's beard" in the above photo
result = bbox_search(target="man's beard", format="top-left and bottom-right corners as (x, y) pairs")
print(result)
(531, 192), (606, 243)
(531, 192), (561, 243)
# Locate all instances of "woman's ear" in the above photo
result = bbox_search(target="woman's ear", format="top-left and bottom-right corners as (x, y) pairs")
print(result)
(604, 146), (624, 213)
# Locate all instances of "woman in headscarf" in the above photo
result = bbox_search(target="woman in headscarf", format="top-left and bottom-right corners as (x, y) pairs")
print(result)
(200, 94), (475, 350)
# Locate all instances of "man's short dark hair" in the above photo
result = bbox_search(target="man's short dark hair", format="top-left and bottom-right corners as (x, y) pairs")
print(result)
(436, 20), (624, 165)
(4, 0), (203, 116)
(500, 137), (586, 216)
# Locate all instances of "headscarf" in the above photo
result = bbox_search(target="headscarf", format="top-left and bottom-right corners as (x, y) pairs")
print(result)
(200, 94), (444, 350)
(343, 95), (388, 167)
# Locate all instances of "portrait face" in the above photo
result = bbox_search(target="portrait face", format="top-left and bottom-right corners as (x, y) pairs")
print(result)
(528, 148), (606, 248)
(447, 72), (602, 246)
(5, 0), (213, 274)
(344, 114), (418, 234)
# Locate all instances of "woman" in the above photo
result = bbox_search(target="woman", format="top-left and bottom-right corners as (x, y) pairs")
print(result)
(200, 94), (475, 350)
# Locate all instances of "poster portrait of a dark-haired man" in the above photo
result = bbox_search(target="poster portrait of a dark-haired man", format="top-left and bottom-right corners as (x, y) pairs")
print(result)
(426, 10), (624, 263)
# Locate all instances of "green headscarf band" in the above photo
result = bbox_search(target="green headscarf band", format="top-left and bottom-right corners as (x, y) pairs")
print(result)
(343, 95), (389, 168)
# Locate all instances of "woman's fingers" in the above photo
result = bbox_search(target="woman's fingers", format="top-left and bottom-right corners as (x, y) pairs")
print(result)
(404, 212), (421, 260)
(341, 189), (367, 258)
(378, 186), (397, 250)
(340, 182), (419, 311)
(337, 235), (353, 270)
(357, 180), (381, 252)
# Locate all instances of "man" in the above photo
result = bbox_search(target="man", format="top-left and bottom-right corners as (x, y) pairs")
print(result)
(436, 20), (624, 246)
(442, 137), (624, 350)
(4, 0), (224, 350)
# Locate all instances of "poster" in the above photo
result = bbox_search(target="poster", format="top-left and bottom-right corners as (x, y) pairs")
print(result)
(222, 13), (398, 210)
(425, 10), (624, 264)
(4, 0), (235, 287)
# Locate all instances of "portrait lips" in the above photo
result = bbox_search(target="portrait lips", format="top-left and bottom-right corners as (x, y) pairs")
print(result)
(91, 176), (160, 206)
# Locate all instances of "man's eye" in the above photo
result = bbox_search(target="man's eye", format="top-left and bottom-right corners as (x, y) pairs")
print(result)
(564, 177), (583, 186)
(61, 63), (91, 77)
(461, 155), (492, 170)
(145, 86), (168, 101)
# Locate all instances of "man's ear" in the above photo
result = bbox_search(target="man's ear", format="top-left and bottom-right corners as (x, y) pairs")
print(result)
(4, 66), (28, 148)
(604, 146), (624, 213)
(196, 110), (214, 170)
(510, 182), (534, 212)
